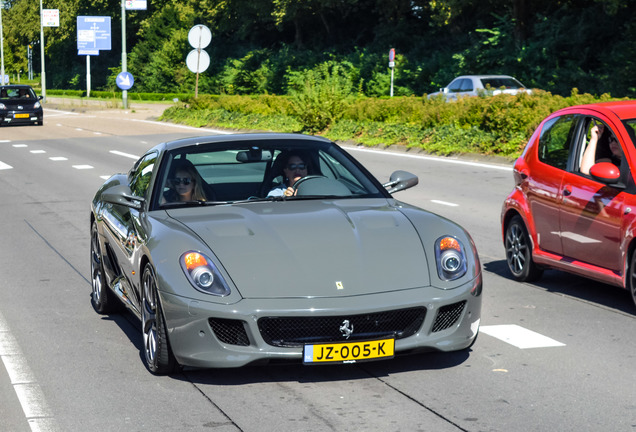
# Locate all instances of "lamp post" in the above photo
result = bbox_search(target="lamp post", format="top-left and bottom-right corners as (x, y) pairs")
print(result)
(0, 0), (5, 84)
(39, 0), (46, 101)
(121, 0), (127, 108)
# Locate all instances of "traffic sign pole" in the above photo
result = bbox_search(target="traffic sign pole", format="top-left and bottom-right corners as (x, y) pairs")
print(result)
(187, 25), (212, 98)
(389, 48), (396, 98)
(121, 0), (127, 109)
(39, 0), (46, 102)
(1, 0), (5, 85)
(87, 56), (91, 97)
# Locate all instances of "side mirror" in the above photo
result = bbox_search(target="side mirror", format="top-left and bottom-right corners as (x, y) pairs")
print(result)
(383, 170), (418, 194)
(442, 87), (449, 94)
(589, 162), (621, 185)
(102, 184), (145, 210)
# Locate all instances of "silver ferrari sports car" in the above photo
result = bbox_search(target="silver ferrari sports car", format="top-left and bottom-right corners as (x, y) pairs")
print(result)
(90, 133), (482, 374)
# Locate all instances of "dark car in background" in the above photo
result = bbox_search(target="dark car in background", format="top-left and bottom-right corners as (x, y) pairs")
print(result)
(0, 85), (43, 126)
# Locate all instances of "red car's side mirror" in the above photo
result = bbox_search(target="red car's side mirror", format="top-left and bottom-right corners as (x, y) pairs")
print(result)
(589, 162), (621, 184)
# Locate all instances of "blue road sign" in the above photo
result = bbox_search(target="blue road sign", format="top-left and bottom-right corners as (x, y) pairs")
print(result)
(77, 16), (112, 55)
(116, 72), (134, 90)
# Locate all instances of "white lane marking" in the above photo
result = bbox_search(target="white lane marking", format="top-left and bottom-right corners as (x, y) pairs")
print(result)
(30, 150), (46, 154)
(100, 175), (111, 180)
(345, 146), (513, 171)
(431, 199), (459, 207)
(75, 128), (83, 131)
(72, 165), (93, 170)
(0, 140), (10, 143)
(110, 150), (140, 160)
(129, 118), (233, 134)
(481, 325), (565, 349)
(49, 157), (68, 161)
(43, 109), (79, 117)
(0, 312), (58, 431)
(0, 161), (12, 170)
(13, 144), (27, 148)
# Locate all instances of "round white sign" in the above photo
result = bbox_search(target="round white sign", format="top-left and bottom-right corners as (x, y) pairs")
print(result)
(188, 25), (212, 49)
(186, 49), (211, 73)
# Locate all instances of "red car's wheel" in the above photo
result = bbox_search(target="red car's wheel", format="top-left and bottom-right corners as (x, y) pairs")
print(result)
(628, 252), (636, 309)
(505, 215), (543, 282)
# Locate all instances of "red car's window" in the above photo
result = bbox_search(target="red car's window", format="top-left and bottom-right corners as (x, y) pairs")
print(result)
(538, 115), (576, 170)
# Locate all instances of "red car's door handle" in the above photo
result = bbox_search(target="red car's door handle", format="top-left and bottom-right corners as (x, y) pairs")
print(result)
(563, 186), (572, 196)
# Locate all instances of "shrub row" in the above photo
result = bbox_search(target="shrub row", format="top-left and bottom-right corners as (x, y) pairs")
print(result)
(159, 88), (622, 158)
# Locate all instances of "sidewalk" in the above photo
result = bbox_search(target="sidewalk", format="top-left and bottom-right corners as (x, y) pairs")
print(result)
(43, 96), (175, 121)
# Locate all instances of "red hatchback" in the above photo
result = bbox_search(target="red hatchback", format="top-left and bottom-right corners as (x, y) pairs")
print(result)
(501, 101), (636, 307)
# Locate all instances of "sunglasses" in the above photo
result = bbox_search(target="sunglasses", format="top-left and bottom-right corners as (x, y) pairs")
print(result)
(286, 163), (307, 171)
(171, 177), (192, 185)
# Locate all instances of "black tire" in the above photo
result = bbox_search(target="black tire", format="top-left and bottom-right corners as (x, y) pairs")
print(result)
(91, 221), (117, 314)
(504, 215), (543, 282)
(142, 264), (177, 375)
(628, 252), (636, 310)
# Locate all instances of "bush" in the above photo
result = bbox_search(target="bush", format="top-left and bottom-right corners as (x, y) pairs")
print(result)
(158, 89), (625, 158)
(287, 61), (356, 132)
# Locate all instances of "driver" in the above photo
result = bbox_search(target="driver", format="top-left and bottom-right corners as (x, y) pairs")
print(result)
(268, 151), (311, 197)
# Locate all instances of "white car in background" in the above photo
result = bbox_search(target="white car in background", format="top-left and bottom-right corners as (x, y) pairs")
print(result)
(428, 75), (532, 100)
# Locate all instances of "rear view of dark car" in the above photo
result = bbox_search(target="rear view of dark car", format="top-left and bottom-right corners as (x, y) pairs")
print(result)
(0, 85), (43, 126)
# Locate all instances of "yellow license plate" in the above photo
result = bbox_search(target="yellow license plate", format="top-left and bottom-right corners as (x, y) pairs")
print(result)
(14, 113), (29, 118)
(303, 338), (394, 364)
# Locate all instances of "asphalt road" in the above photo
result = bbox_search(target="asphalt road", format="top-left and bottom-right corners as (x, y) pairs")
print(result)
(1, 103), (635, 432)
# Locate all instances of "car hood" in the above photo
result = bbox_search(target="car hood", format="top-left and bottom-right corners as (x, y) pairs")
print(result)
(169, 199), (431, 299)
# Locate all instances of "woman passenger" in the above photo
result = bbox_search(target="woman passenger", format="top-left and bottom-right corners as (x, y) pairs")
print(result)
(162, 159), (207, 203)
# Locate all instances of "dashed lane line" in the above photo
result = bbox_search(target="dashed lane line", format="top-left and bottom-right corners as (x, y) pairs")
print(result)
(109, 150), (140, 160)
(430, 199), (459, 207)
(480, 324), (566, 349)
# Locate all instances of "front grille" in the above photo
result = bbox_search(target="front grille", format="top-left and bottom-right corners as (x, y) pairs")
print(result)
(258, 307), (426, 348)
(431, 301), (466, 333)
(209, 318), (250, 346)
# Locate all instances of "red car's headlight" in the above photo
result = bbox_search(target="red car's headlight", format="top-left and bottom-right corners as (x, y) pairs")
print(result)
(180, 251), (231, 296)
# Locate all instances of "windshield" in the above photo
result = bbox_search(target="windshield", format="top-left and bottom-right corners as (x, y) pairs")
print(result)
(0, 86), (37, 100)
(479, 78), (525, 89)
(152, 140), (386, 209)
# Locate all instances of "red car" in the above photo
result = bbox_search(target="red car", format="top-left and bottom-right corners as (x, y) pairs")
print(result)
(501, 101), (636, 307)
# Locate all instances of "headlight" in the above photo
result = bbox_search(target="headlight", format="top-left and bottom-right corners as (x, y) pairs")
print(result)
(435, 236), (467, 281)
(0, 103), (6, 109)
(180, 251), (231, 296)
(34, 101), (41, 109)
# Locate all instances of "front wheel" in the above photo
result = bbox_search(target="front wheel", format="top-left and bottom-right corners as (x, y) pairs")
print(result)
(142, 264), (177, 375)
(504, 215), (543, 282)
(91, 221), (117, 314)
(627, 252), (636, 309)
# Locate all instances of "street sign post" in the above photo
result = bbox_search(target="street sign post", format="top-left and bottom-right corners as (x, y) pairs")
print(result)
(125, 0), (147, 10)
(77, 16), (111, 98)
(389, 48), (396, 97)
(187, 25), (212, 98)
(77, 16), (111, 54)
(42, 9), (59, 27)
(116, 71), (134, 90)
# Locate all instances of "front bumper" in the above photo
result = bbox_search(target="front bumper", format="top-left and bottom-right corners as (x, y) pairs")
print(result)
(1, 111), (42, 125)
(161, 276), (482, 368)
